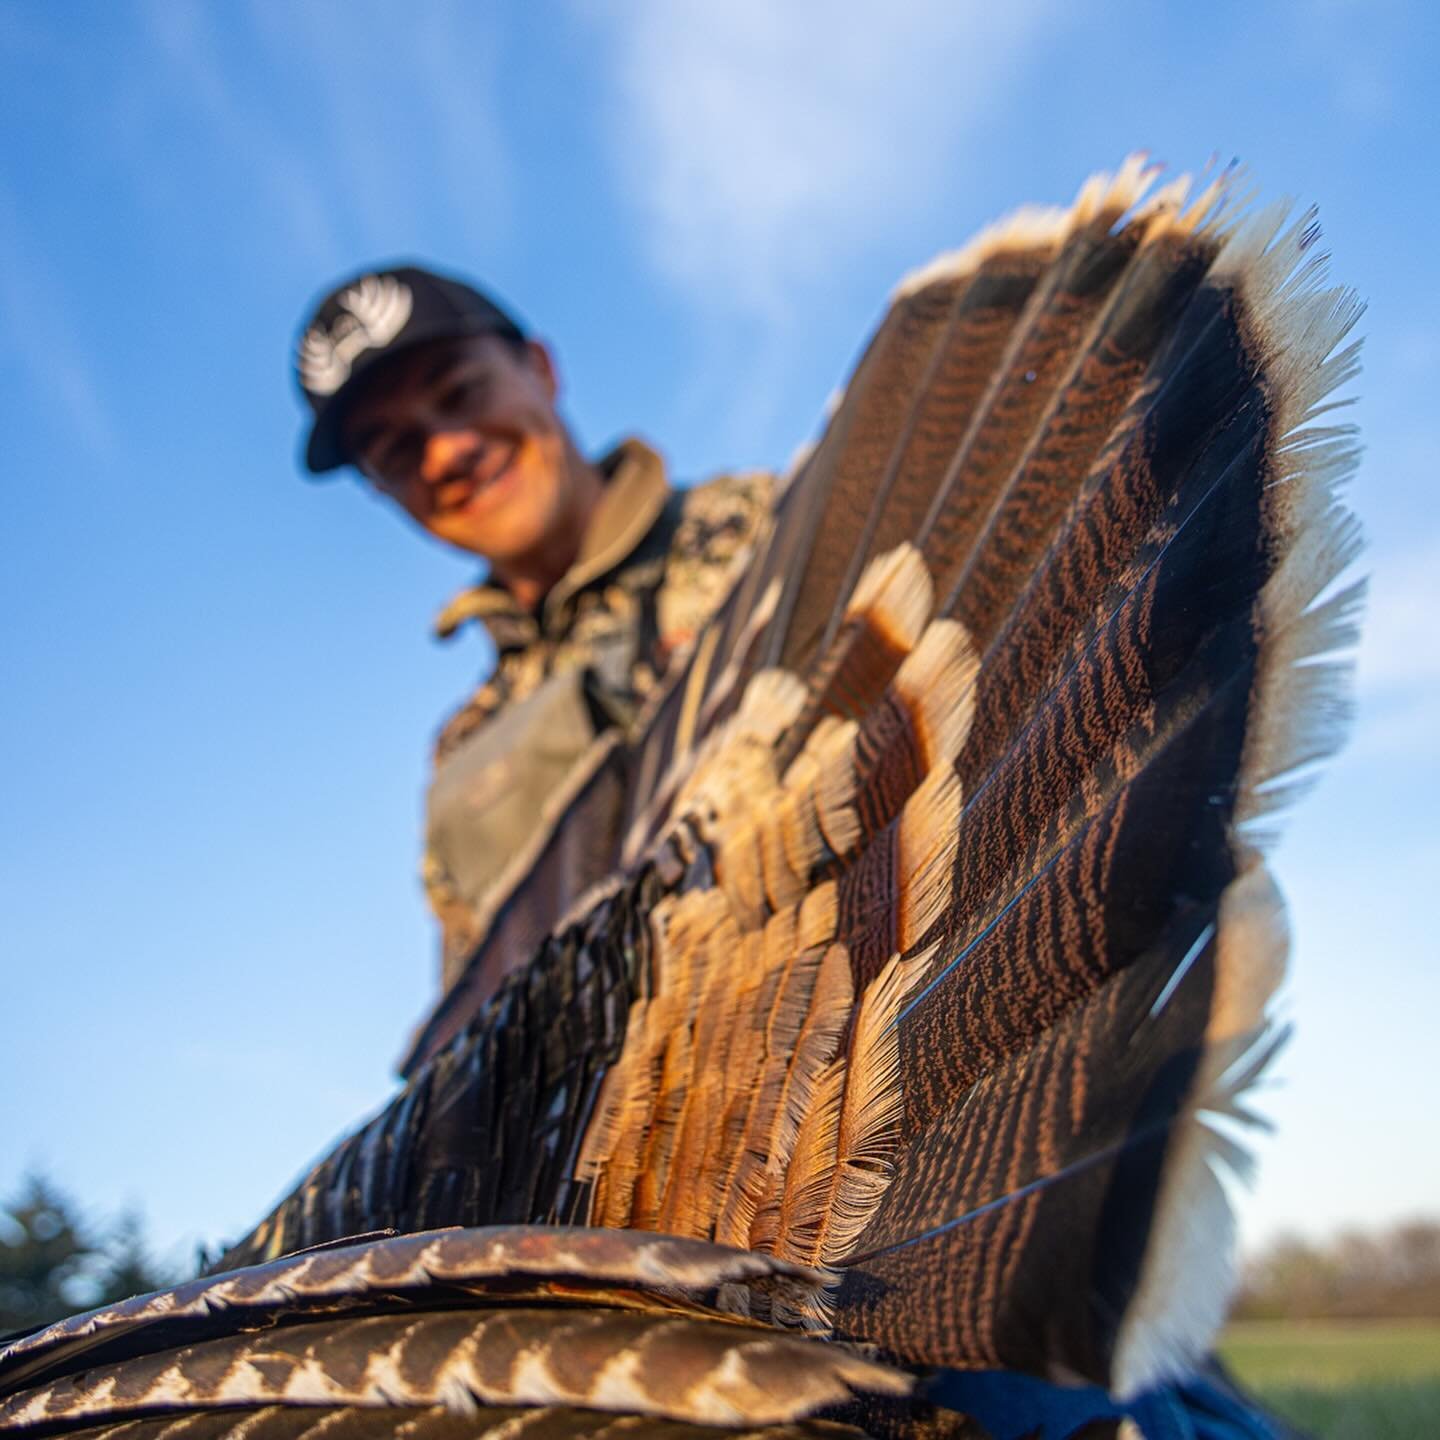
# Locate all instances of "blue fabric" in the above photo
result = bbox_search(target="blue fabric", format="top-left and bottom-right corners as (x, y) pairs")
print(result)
(925, 1366), (1294, 1440)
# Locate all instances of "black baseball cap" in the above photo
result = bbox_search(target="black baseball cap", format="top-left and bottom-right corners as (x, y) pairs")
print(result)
(295, 263), (526, 475)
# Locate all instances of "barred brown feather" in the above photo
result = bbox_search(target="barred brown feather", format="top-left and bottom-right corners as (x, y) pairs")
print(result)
(0, 1309), (907, 1432)
(0, 1230), (829, 1397)
(57, 1409), (876, 1440)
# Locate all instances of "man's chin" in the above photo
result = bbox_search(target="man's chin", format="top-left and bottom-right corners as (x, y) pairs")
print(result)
(430, 514), (546, 563)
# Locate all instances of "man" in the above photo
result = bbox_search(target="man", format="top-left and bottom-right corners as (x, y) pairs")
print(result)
(295, 264), (772, 986)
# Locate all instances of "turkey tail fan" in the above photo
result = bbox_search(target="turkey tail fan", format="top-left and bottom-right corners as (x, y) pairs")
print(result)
(576, 163), (1359, 1388)
(205, 158), (1360, 1410)
(819, 193), (1360, 1390)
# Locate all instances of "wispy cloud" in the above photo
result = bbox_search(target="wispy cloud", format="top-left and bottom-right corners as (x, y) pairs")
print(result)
(403, 3), (513, 254)
(130, 1), (510, 272)
(580, 0), (1056, 321)
(572, 0), (1059, 458)
(1357, 532), (1440, 695)
(1346, 527), (1440, 762)
(137, 0), (344, 270)
(1286, 0), (1418, 124)
(239, 0), (510, 263)
(0, 198), (116, 461)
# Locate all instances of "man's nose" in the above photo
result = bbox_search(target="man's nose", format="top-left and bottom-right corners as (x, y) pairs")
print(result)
(419, 428), (480, 484)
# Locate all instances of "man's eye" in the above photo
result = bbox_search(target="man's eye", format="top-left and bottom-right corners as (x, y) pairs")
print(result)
(378, 429), (423, 476)
(439, 379), (486, 414)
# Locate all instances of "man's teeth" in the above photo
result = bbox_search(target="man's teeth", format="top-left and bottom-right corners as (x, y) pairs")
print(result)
(434, 444), (518, 512)
(470, 446), (516, 491)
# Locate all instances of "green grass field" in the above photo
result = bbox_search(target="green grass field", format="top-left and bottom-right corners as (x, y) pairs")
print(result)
(1219, 1320), (1440, 1437)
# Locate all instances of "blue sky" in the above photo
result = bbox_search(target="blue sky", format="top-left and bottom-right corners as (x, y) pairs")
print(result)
(2, 1), (1436, 1272)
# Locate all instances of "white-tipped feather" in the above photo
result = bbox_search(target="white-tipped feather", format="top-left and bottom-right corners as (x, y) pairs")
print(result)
(894, 206), (1070, 300)
(1114, 866), (1289, 1398)
(1118, 206), (1364, 1392)
(1069, 152), (1161, 228)
(892, 618), (979, 768)
(897, 764), (963, 953)
(798, 881), (839, 950)
(1228, 207), (1365, 846)
(846, 542), (934, 652)
(809, 718), (863, 860)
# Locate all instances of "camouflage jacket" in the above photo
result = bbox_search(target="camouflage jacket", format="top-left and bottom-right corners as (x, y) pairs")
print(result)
(423, 437), (772, 981)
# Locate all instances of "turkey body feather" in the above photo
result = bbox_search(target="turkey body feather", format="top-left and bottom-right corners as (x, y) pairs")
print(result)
(1, 159), (1361, 1440)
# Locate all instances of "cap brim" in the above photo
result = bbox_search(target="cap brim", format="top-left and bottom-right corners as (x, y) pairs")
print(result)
(303, 395), (354, 476)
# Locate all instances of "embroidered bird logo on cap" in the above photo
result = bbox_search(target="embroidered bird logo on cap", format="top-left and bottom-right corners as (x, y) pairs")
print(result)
(298, 274), (414, 396)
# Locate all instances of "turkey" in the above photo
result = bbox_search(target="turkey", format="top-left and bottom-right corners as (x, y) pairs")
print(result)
(0, 157), (1361, 1440)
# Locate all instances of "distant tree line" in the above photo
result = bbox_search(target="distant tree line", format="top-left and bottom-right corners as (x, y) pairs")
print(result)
(0, 1173), (174, 1337)
(1233, 1217), (1440, 1320)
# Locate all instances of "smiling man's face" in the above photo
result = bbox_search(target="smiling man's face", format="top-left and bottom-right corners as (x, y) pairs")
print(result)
(340, 333), (574, 563)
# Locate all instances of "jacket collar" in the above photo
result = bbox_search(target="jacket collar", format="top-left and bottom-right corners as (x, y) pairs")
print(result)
(432, 437), (670, 646)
